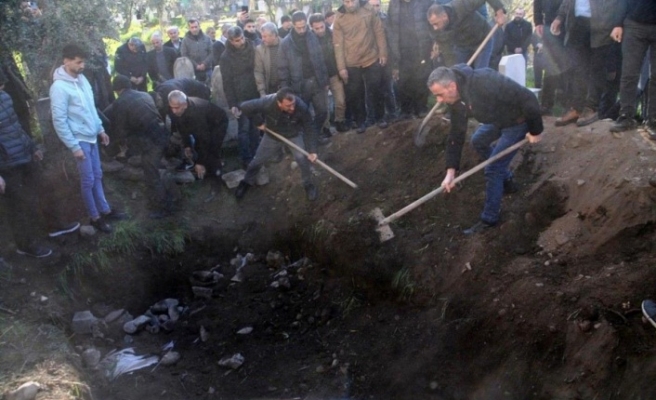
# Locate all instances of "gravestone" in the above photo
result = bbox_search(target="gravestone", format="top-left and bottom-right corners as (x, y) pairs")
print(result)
(499, 54), (540, 98)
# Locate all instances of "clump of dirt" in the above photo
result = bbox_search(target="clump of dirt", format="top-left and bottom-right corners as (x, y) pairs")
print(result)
(3, 116), (656, 399)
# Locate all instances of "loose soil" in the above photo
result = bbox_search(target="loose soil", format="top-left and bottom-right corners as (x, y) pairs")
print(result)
(2, 116), (656, 400)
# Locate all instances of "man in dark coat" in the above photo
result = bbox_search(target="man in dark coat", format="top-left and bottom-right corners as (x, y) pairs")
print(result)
(427, 65), (542, 234)
(220, 26), (261, 166)
(104, 75), (177, 218)
(180, 18), (214, 83)
(0, 71), (79, 257)
(279, 11), (331, 143)
(168, 90), (229, 180)
(152, 78), (211, 118)
(504, 8), (533, 60)
(387, 0), (435, 118)
(114, 37), (148, 91)
(147, 32), (177, 86)
(235, 88), (319, 201)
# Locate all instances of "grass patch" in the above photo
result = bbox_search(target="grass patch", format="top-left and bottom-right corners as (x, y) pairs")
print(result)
(391, 267), (416, 301)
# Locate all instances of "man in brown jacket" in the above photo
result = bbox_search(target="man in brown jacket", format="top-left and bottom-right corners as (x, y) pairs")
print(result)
(333, 0), (388, 133)
(254, 22), (281, 97)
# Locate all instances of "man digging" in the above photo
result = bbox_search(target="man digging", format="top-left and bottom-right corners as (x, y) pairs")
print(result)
(428, 64), (543, 235)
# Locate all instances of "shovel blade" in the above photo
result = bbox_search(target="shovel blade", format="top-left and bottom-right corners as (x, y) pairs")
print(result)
(413, 123), (430, 148)
(371, 208), (395, 242)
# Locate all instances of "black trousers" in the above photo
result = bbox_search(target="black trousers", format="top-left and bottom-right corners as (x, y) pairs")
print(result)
(398, 58), (431, 115)
(619, 19), (656, 120)
(0, 162), (40, 249)
(345, 62), (384, 125)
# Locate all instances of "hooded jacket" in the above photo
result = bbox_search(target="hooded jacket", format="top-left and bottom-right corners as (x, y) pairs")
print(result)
(444, 64), (542, 170)
(333, 0), (388, 70)
(50, 66), (104, 153)
(0, 90), (34, 170)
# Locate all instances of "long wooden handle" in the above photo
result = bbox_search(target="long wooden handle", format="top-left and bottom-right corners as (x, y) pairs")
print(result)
(379, 138), (528, 226)
(263, 127), (358, 189)
(416, 24), (500, 140)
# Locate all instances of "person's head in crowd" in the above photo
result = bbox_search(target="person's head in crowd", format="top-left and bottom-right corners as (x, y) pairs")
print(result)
(244, 18), (257, 35)
(276, 87), (296, 113)
(309, 13), (327, 37)
(256, 16), (268, 30)
(221, 23), (232, 40)
(291, 11), (308, 36)
(112, 75), (131, 93)
(260, 22), (279, 46)
(127, 37), (142, 53)
(426, 67), (460, 105)
(150, 32), (164, 51)
(227, 26), (246, 49)
(342, 0), (360, 14)
(62, 43), (88, 77)
(369, 0), (382, 13)
(514, 8), (526, 21)
(168, 90), (189, 116)
(206, 26), (217, 41)
(280, 15), (292, 30)
(188, 18), (201, 36)
(324, 11), (335, 26)
(167, 26), (180, 42)
(427, 4), (449, 31)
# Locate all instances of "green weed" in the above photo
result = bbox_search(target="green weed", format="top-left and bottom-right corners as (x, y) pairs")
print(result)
(391, 268), (416, 301)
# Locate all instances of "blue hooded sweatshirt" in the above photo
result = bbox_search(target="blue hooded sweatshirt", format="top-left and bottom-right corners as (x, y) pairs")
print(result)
(49, 66), (103, 153)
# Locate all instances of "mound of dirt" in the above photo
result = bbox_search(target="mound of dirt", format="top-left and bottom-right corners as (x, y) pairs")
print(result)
(2, 115), (656, 399)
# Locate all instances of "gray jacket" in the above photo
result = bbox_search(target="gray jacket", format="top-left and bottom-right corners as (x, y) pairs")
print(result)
(254, 42), (280, 97)
(180, 31), (213, 68)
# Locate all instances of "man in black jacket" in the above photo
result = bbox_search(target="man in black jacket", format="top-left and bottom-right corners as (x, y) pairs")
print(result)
(152, 78), (211, 118)
(427, 65), (542, 234)
(147, 32), (177, 85)
(114, 37), (148, 91)
(0, 71), (79, 257)
(220, 26), (261, 166)
(504, 8), (532, 60)
(104, 75), (177, 218)
(235, 87), (319, 201)
(168, 90), (229, 180)
(279, 11), (331, 143)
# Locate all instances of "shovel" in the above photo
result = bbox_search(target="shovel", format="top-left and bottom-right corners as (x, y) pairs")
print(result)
(263, 127), (358, 189)
(414, 23), (500, 148)
(373, 138), (528, 242)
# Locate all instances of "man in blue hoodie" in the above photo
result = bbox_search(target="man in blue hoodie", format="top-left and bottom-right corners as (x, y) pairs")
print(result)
(427, 64), (543, 235)
(50, 44), (124, 234)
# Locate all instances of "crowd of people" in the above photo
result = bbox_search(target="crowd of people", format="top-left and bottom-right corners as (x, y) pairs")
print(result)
(0, 0), (654, 259)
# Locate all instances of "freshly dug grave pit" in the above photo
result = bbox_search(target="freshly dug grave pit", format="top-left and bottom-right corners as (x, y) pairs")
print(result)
(3, 117), (656, 399)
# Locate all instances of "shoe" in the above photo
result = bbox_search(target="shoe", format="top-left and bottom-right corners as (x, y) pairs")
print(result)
(335, 121), (349, 133)
(555, 108), (580, 127)
(304, 183), (318, 201)
(642, 300), (656, 329)
(646, 119), (656, 141)
(463, 220), (494, 235)
(235, 181), (251, 199)
(48, 222), (81, 237)
(576, 107), (599, 127)
(610, 114), (638, 133)
(356, 124), (367, 134)
(377, 120), (389, 129)
(503, 178), (519, 195)
(16, 245), (53, 258)
(90, 217), (113, 233)
(102, 210), (129, 221)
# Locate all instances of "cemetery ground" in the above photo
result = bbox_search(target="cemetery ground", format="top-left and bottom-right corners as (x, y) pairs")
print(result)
(1, 115), (656, 399)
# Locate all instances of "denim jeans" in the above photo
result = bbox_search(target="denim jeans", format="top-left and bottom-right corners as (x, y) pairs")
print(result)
(76, 141), (110, 219)
(471, 122), (527, 225)
(454, 33), (495, 69)
(619, 19), (656, 119)
(243, 134), (312, 186)
(237, 115), (261, 165)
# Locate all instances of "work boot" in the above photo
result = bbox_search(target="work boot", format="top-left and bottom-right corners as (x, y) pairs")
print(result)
(555, 108), (579, 127)
(304, 183), (318, 201)
(463, 220), (494, 236)
(610, 114), (637, 133)
(235, 181), (251, 200)
(576, 107), (598, 127)
(90, 217), (112, 234)
(335, 121), (349, 133)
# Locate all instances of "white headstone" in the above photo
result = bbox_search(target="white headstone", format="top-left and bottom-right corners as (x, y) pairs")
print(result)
(499, 54), (526, 87)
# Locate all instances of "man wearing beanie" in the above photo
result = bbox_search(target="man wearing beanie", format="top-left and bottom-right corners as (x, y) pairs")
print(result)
(104, 75), (178, 219)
